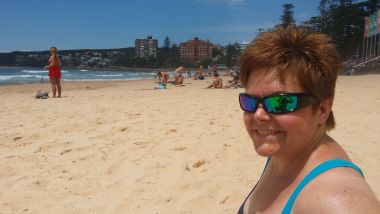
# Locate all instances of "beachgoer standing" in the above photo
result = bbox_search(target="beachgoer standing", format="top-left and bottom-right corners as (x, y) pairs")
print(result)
(44, 47), (62, 98)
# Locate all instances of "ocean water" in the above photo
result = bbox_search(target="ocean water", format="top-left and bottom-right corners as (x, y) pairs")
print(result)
(0, 67), (158, 85)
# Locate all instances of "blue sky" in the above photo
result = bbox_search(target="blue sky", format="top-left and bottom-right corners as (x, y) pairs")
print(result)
(0, 0), (321, 52)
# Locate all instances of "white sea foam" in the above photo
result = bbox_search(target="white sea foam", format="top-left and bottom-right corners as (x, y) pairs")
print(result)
(22, 70), (47, 74)
(62, 78), (143, 81)
(0, 76), (15, 80)
(129, 72), (155, 76)
(0, 74), (44, 80)
(91, 74), (123, 77)
(0, 67), (155, 84)
(22, 69), (67, 73)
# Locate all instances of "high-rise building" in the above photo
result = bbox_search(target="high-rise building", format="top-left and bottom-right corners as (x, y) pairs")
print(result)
(135, 36), (158, 58)
(179, 37), (213, 61)
(237, 41), (250, 52)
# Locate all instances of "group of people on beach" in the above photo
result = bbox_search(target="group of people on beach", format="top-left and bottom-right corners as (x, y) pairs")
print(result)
(156, 64), (241, 89)
(47, 45), (240, 94)
(156, 66), (185, 87)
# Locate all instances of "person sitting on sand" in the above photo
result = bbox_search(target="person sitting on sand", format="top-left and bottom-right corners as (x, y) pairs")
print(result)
(224, 70), (240, 88)
(174, 66), (185, 86)
(207, 72), (223, 88)
(157, 71), (169, 83)
(194, 65), (205, 80)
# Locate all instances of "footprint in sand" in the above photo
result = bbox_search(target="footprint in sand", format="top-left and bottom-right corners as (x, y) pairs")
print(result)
(220, 196), (229, 204)
(193, 159), (206, 168)
(133, 141), (149, 149)
(13, 136), (22, 141)
(166, 129), (177, 134)
(173, 146), (186, 151)
(60, 149), (72, 155)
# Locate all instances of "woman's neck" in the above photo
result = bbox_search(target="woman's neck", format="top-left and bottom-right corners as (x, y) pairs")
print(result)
(269, 128), (330, 176)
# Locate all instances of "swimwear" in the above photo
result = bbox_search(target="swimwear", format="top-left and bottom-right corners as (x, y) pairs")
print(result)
(237, 159), (364, 214)
(49, 65), (61, 79)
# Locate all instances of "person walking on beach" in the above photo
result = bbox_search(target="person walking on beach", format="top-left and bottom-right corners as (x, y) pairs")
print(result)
(44, 47), (62, 98)
(237, 26), (380, 213)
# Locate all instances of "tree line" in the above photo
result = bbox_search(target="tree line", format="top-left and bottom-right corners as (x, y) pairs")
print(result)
(282, 0), (378, 60)
(0, 43), (242, 69)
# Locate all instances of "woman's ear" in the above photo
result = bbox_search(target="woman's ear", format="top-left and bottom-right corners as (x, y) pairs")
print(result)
(317, 98), (333, 124)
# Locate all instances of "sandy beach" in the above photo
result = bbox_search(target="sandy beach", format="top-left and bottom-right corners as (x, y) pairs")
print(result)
(0, 74), (379, 213)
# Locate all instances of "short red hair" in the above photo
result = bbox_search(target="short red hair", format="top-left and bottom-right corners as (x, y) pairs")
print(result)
(240, 26), (341, 130)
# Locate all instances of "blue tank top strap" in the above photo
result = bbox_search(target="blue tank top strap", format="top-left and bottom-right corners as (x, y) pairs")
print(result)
(281, 159), (364, 214)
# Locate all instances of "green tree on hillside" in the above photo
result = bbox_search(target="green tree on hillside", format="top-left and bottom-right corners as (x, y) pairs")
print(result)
(301, 0), (365, 59)
(281, 3), (295, 27)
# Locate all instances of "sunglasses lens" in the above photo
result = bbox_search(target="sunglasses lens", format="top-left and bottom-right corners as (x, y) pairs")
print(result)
(240, 94), (257, 112)
(264, 95), (297, 113)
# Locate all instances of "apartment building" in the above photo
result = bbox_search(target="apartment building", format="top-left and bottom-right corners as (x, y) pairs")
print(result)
(135, 36), (158, 58)
(179, 37), (213, 61)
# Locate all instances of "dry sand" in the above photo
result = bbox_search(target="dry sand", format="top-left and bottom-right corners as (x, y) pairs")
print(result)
(0, 74), (379, 213)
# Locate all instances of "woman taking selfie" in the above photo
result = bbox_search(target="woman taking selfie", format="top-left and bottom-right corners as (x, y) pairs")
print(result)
(237, 26), (380, 213)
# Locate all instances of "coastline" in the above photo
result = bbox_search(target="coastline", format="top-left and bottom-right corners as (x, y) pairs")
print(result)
(0, 67), (160, 86)
(0, 65), (179, 72)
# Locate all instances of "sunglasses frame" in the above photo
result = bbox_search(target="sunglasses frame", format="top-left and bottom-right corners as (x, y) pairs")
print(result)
(239, 92), (318, 114)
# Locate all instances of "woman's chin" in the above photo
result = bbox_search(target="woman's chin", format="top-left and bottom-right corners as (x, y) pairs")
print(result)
(253, 142), (279, 157)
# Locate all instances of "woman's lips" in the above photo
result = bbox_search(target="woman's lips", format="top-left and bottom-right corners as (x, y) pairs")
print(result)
(255, 129), (282, 135)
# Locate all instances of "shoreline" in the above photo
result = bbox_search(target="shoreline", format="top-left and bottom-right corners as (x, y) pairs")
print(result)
(0, 65), (184, 72)
(0, 79), (154, 95)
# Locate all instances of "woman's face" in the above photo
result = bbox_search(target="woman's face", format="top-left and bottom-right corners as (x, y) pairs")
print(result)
(243, 69), (322, 157)
(50, 48), (56, 55)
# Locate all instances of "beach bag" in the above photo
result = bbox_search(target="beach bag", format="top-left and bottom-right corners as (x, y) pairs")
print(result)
(154, 82), (167, 89)
(35, 90), (49, 99)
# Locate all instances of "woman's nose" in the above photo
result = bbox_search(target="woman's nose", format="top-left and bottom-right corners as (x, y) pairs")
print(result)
(253, 104), (271, 121)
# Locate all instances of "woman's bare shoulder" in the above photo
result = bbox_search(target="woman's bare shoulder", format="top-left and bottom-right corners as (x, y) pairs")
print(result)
(294, 167), (380, 213)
